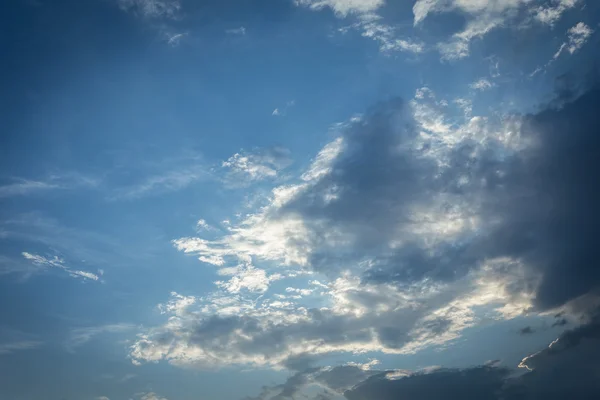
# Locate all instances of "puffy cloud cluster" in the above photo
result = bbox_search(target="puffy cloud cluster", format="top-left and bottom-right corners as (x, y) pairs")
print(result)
(130, 86), (600, 373)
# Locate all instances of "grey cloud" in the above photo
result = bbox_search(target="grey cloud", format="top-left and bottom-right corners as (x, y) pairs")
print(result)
(156, 86), (600, 372)
(346, 366), (510, 400)
(519, 326), (535, 335)
(477, 88), (600, 309)
(283, 86), (600, 311)
(342, 312), (600, 400)
(244, 365), (376, 400)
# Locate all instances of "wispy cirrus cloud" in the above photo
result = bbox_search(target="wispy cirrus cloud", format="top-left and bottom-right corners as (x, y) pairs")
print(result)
(111, 164), (208, 200)
(21, 252), (100, 282)
(66, 323), (135, 352)
(416, 0), (581, 60)
(531, 21), (594, 76)
(0, 328), (43, 356)
(0, 340), (43, 355)
(0, 173), (98, 198)
(297, 0), (424, 55)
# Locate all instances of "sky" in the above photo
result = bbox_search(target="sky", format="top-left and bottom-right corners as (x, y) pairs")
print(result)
(1, 0), (600, 399)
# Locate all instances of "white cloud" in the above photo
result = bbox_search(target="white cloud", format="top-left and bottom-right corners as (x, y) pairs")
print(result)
(437, 15), (505, 60)
(226, 26), (247, 35)
(165, 32), (186, 46)
(196, 219), (216, 232)
(470, 78), (495, 91)
(271, 100), (295, 117)
(553, 22), (594, 59)
(96, 397), (110, 400)
(138, 393), (169, 400)
(215, 264), (282, 293)
(22, 252), (100, 281)
(129, 255), (537, 370)
(117, 0), (181, 19)
(295, 0), (385, 17)
(533, 0), (579, 26)
(353, 14), (425, 54)
(530, 21), (593, 76)
(414, 0), (557, 59)
(413, 0), (534, 26)
(222, 147), (292, 183)
(297, 1), (422, 55)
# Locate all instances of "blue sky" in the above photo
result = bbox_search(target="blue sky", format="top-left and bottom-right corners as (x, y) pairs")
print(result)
(2, 1), (600, 400)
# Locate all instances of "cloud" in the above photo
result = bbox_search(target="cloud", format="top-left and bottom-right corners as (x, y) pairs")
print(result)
(96, 397), (110, 400)
(296, 1), (423, 55)
(196, 219), (217, 232)
(22, 252), (100, 282)
(66, 324), (135, 352)
(469, 78), (495, 91)
(553, 22), (594, 59)
(533, 0), (579, 26)
(415, 0), (579, 59)
(112, 164), (208, 200)
(342, 318), (600, 400)
(413, 0), (533, 26)
(0, 340), (42, 355)
(117, 0), (181, 19)
(295, 0), (385, 17)
(215, 264), (283, 293)
(0, 179), (60, 198)
(226, 27), (247, 35)
(133, 86), (600, 373)
(165, 32), (187, 46)
(272, 100), (296, 117)
(0, 174), (98, 198)
(519, 326), (535, 335)
(1, 213), (149, 277)
(221, 147), (292, 184)
(137, 393), (169, 400)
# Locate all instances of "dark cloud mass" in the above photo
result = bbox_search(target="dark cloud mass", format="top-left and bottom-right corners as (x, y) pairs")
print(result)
(248, 313), (600, 400)
(242, 86), (600, 400)
(345, 314), (600, 400)
(279, 86), (600, 310)
(482, 88), (600, 310)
